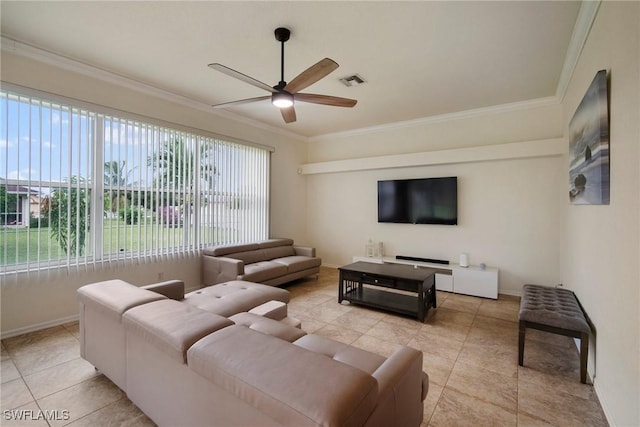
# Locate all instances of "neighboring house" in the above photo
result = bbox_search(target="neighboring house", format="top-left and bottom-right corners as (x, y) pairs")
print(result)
(1, 180), (41, 226)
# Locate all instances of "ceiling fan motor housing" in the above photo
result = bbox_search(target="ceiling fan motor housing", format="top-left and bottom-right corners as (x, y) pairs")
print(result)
(274, 27), (291, 42)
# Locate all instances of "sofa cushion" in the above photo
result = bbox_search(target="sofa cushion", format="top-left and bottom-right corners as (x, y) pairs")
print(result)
(202, 242), (260, 257)
(293, 334), (386, 375)
(248, 300), (288, 320)
(271, 256), (322, 274)
(183, 280), (289, 317)
(257, 238), (294, 249)
(123, 299), (233, 363)
(262, 245), (296, 260)
(187, 325), (378, 427)
(229, 313), (307, 342)
(240, 261), (288, 283)
(141, 280), (185, 301)
(227, 250), (267, 265)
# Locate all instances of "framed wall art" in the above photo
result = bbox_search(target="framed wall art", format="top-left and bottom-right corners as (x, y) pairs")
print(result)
(568, 69), (610, 205)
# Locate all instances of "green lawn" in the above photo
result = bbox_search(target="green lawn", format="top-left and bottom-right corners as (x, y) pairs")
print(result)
(1, 219), (230, 266)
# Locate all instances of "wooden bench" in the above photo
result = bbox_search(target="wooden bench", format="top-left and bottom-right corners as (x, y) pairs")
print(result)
(518, 284), (592, 383)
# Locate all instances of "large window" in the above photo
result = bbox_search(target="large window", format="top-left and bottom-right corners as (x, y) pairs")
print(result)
(0, 86), (270, 274)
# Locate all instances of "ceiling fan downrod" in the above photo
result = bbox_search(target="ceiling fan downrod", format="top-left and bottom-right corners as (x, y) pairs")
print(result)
(274, 27), (290, 89)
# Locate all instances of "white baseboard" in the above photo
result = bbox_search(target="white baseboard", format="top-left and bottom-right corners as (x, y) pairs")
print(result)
(498, 289), (522, 298)
(320, 263), (341, 269)
(593, 380), (614, 426)
(1, 314), (80, 340)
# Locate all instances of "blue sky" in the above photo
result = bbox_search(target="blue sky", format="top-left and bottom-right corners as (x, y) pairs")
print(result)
(1, 94), (92, 185)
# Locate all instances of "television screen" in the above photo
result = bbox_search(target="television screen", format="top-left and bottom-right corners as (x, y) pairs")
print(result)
(378, 177), (457, 225)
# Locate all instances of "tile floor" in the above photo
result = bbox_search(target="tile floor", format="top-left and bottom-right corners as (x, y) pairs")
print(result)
(1, 267), (608, 426)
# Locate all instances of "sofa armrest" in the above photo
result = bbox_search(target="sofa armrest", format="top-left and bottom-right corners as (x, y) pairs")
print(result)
(293, 245), (316, 257)
(202, 255), (244, 286)
(372, 346), (426, 401)
(369, 345), (427, 426)
(141, 280), (185, 301)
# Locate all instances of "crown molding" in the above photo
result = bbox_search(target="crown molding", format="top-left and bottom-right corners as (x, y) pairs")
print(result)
(309, 96), (560, 142)
(0, 36), (307, 143)
(300, 138), (564, 175)
(555, 0), (602, 101)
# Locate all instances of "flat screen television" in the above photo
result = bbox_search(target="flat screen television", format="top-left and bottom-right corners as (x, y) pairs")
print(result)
(378, 177), (458, 225)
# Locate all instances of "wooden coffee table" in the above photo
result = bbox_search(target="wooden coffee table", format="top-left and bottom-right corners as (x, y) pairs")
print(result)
(338, 261), (437, 321)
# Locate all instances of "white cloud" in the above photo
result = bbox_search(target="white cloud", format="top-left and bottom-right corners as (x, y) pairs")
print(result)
(6, 170), (21, 180)
(0, 138), (16, 148)
(7, 168), (39, 181)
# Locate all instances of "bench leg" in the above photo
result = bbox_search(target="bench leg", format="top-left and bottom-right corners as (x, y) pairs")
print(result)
(580, 332), (589, 384)
(518, 321), (526, 366)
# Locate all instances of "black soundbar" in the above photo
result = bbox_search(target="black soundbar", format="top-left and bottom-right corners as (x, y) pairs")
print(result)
(396, 255), (449, 265)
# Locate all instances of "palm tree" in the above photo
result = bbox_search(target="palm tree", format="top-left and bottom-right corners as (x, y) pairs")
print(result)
(148, 139), (216, 206)
(104, 160), (135, 186)
(103, 161), (136, 214)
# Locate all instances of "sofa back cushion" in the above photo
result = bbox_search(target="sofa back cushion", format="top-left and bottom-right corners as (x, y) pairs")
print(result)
(293, 334), (386, 375)
(226, 250), (266, 264)
(262, 245), (296, 260)
(202, 242), (260, 257)
(123, 299), (233, 363)
(188, 325), (378, 427)
(257, 238), (294, 249)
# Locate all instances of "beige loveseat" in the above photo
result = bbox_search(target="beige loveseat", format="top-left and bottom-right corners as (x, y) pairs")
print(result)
(202, 238), (321, 286)
(78, 279), (428, 427)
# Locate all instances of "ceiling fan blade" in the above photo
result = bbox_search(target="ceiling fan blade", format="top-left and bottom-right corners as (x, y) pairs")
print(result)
(280, 106), (297, 123)
(295, 93), (357, 108)
(284, 58), (339, 94)
(211, 96), (271, 108)
(208, 63), (276, 93)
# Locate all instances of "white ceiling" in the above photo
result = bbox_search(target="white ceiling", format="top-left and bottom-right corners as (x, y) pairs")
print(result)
(1, 1), (581, 138)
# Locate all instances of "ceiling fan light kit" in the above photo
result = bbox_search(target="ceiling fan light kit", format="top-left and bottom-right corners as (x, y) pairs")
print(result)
(208, 27), (357, 124)
(272, 91), (294, 108)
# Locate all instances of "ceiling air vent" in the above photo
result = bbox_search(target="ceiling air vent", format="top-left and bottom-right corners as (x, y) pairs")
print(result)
(339, 74), (366, 87)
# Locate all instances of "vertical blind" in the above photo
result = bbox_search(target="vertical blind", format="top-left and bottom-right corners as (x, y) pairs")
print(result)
(0, 87), (270, 276)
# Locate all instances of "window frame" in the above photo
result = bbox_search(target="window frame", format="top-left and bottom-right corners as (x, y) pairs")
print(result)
(1, 83), (273, 275)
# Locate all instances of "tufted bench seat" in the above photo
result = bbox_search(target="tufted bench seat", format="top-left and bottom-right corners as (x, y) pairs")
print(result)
(518, 284), (592, 383)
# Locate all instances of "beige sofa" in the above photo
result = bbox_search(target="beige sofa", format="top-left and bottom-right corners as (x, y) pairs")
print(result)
(202, 238), (321, 286)
(78, 279), (428, 427)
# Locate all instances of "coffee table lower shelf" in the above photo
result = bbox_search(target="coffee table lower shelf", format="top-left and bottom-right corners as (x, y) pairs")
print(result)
(343, 287), (421, 318)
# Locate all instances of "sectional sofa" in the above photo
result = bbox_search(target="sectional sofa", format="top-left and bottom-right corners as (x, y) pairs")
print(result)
(78, 278), (429, 427)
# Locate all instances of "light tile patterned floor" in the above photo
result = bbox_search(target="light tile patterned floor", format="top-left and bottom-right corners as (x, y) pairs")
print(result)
(1, 267), (608, 426)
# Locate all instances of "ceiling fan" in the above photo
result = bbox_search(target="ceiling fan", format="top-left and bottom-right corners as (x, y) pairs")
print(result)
(208, 27), (357, 124)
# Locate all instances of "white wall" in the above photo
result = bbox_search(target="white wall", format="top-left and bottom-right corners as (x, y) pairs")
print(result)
(306, 103), (565, 296)
(0, 52), (309, 336)
(308, 100), (563, 161)
(560, 2), (640, 425)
